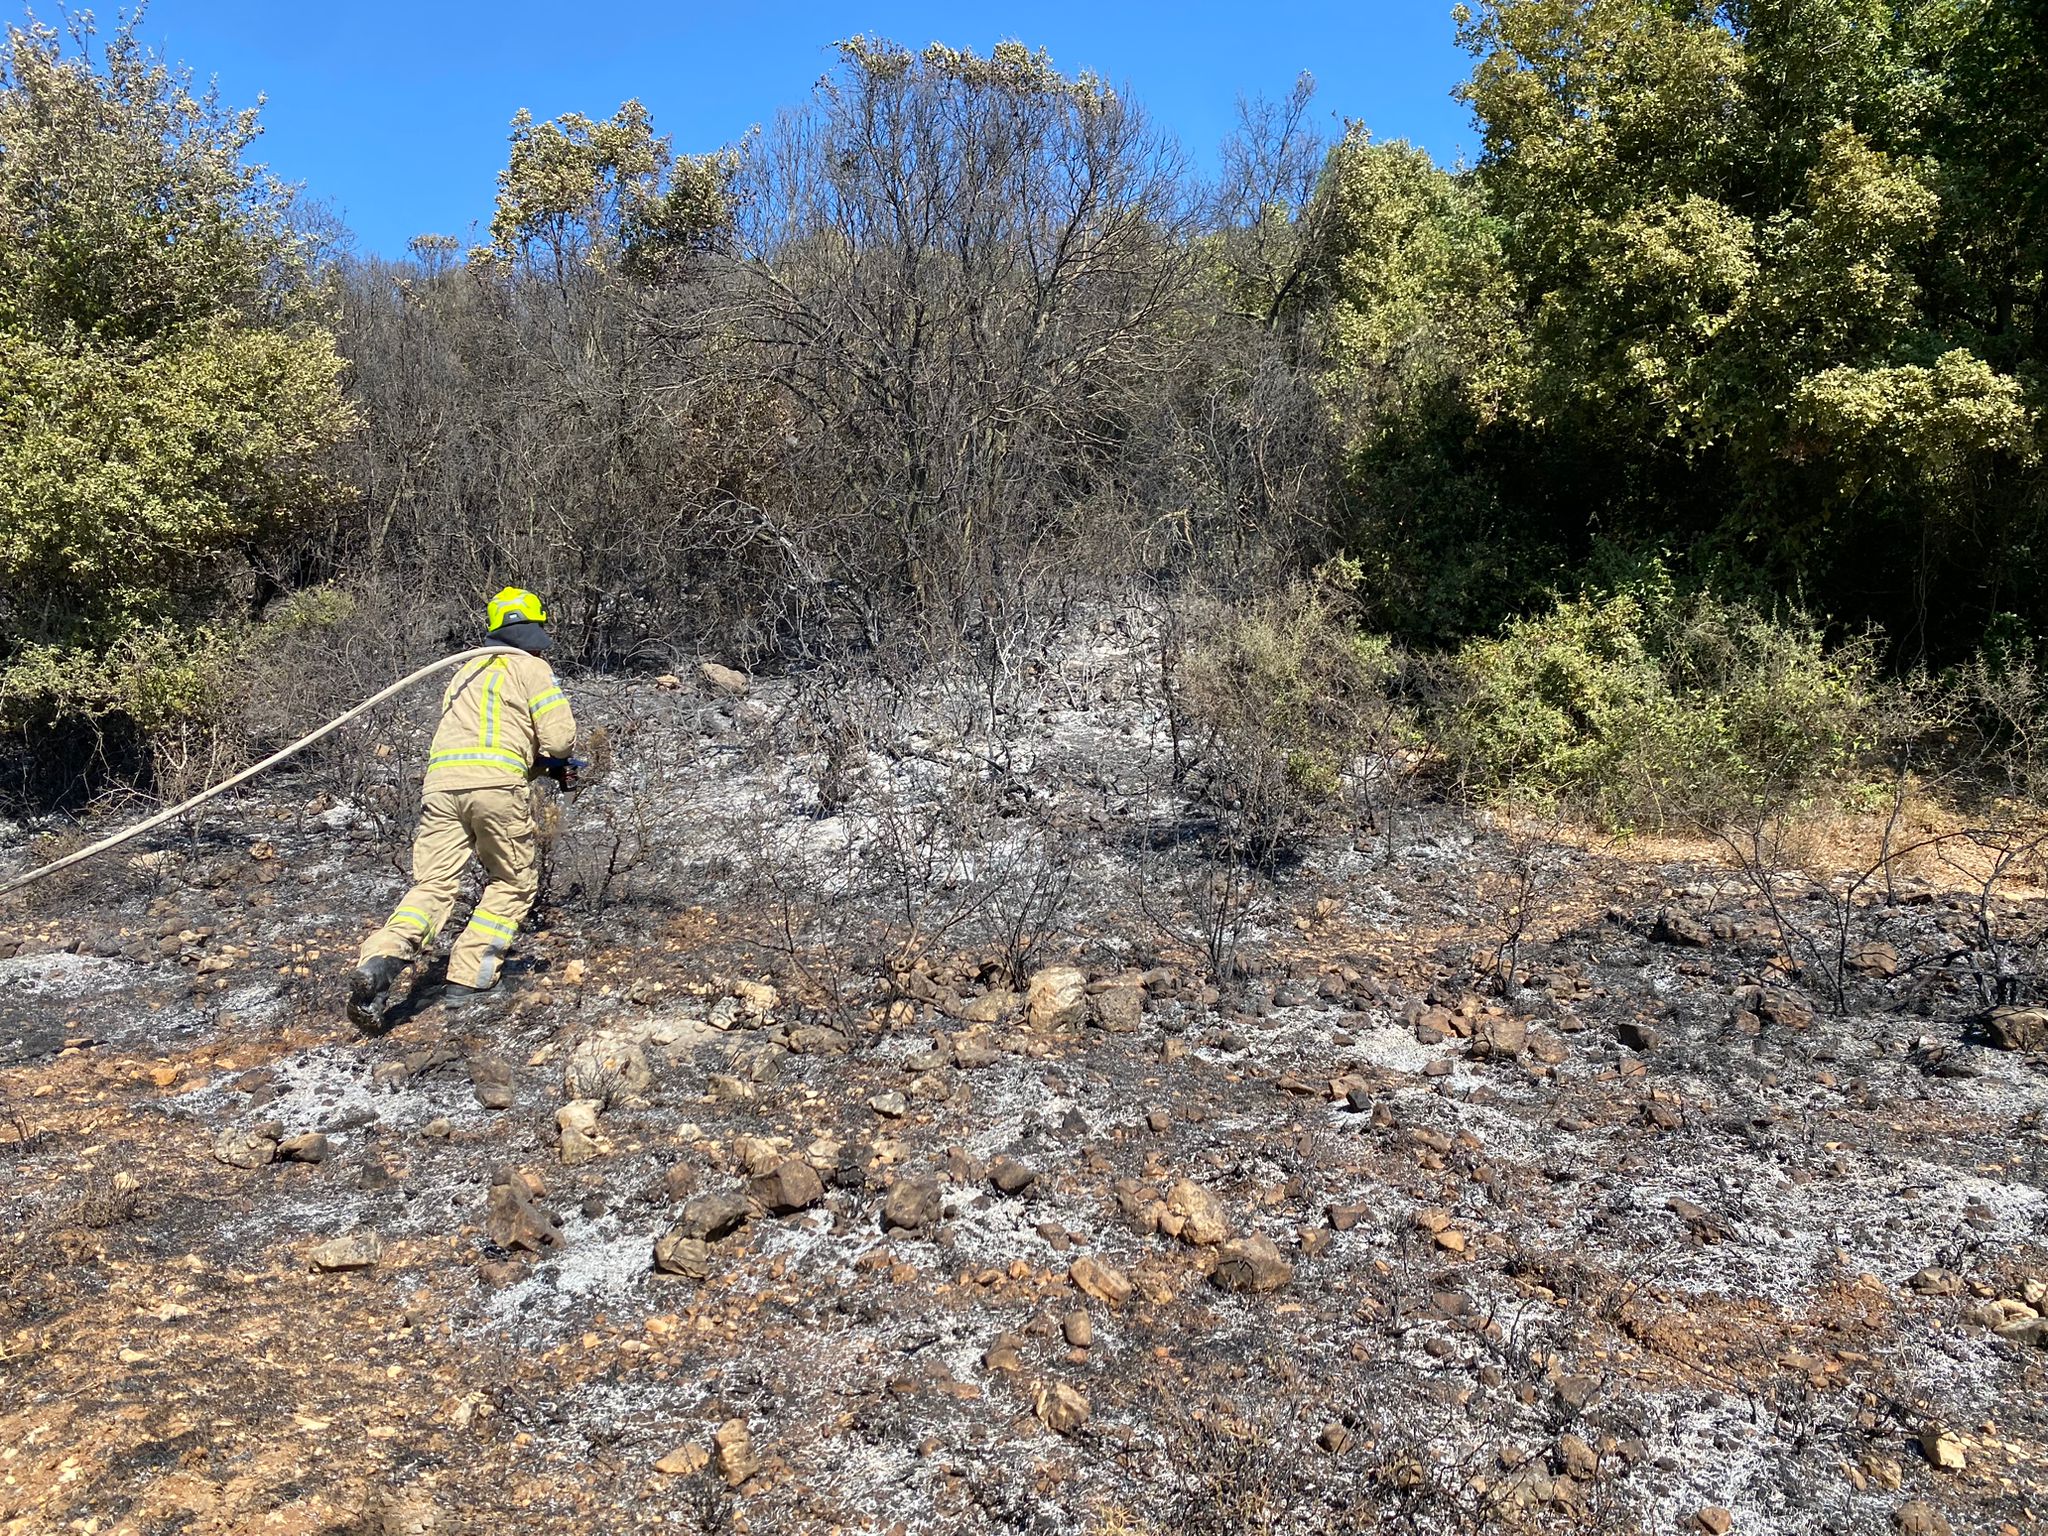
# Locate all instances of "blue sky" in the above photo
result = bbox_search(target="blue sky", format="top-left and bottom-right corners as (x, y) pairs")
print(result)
(127, 1), (1480, 258)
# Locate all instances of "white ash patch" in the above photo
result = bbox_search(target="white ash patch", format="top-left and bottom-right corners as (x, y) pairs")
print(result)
(0, 949), (137, 999)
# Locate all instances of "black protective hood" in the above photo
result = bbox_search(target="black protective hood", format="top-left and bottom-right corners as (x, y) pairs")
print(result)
(490, 618), (553, 656)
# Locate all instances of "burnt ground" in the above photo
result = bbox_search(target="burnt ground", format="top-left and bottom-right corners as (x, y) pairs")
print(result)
(3, 618), (2046, 1536)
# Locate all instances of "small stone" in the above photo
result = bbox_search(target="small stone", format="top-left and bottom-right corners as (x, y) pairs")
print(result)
(1069, 1256), (1132, 1307)
(699, 661), (749, 697)
(308, 1231), (383, 1272)
(750, 1158), (825, 1215)
(557, 1099), (606, 1166)
(1210, 1233), (1292, 1294)
(1891, 1499), (1952, 1536)
(1319, 1423), (1352, 1454)
(1558, 1433), (1598, 1481)
(277, 1132), (329, 1164)
(1695, 1508), (1733, 1535)
(676, 1191), (752, 1241)
(1652, 909), (1712, 947)
(989, 1156), (1037, 1195)
(1164, 1179), (1230, 1246)
(1469, 1015), (1527, 1060)
(882, 1174), (943, 1232)
(1987, 1006), (2048, 1051)
(1146, 1108), (1170, 1133)
(652, 1231), (711, 1278)
(1849, 940), (1901, 977)
(869, 1091), (907, 1118)
(1918, 1425), (1966, 1471)
(1327, 1203), (1368, 1232)
(1617, 1020), (1661, 1052)
(212, 1123), (279, 1169)
(486, 1174), (562, 1253)
(654, 1444), (709, 1477)
(468, 1053), (516, 1110)
(1033, 1382), (1090, 1435)
(1026, 967), (1089, 1031)
(1061, 1311), (1092, 1348)
(712, 1417), (758, 1486)
(1090, 985), (1145, 1033)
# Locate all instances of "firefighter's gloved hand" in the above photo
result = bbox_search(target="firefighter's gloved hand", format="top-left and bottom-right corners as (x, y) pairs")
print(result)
(536, 755), (586, 792)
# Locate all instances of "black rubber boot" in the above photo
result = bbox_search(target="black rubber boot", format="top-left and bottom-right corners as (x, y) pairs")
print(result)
(440, 982), (490, 1010)
(347, 955), (406, 1030)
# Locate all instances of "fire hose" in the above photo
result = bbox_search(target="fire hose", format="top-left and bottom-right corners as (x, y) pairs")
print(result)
(0, 646), (537, 900)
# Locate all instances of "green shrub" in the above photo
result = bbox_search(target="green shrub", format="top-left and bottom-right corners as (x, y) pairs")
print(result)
(1172, 562), (1409, 856)
(1442, 583), (1877, 830)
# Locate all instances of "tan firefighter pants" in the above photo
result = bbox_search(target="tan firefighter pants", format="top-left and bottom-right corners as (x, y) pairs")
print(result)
(358, 786), (539, 989)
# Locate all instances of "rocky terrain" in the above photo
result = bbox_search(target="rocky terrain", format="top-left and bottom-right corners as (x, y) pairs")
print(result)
(3, 621), (2047, 1536)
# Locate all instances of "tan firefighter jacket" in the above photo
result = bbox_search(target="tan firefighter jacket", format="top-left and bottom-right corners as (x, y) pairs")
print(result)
(422, 651), (576, 792)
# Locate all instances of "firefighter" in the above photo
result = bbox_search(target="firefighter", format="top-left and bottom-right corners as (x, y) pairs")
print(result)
(347, 588), (577, 1027)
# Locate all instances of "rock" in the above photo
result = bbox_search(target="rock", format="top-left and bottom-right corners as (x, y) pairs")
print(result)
(869, 1091), (907, 1118)
(1891, 1500), (1952, 1536)
(486, 1176), (562, 1253)
(1617, 1020), (1661, 1052)
(212, 1122), (280, 1169)
(882, 1174), (943, 1232)
(1163, 1179), (1231, 1247)
(1918, 1424), (1966, 1471)
(654, 1444), (710, 1477)
(1327, 1203), (1368, 1232)
(1210, 1233), (1292, 1294)
(1558, 1433), (1598, 1481)
(982, 1334), (1025, 1373)
(699, 662), (749, 697)
(1319, 1422), (1352, 1454)
(308, 1231), (383, 1271)
(1737, 984), (1813, 1030)
(557, 1099), (607, 1166)
(1146, 1108), (1171, 1133)
(713, 1417), (758, 1486)
(787, 1024), (852, 1055)
(989, 1156), (1037, 1195)
(563, 1034), (655, 1102)
(652, 1231), (711, 1278)
(1034, 1382), (1091, 1435)
(1695, 1509), (1733, 1535)
(277, 1132), (329, 1164)
(1652, 909), (1712, 947)
(1988, 1006), (2048, 1051)
(1849, 940), (1902, 977)
(749, 1158), (825, 1215)
(1470, 1014), (1527, 1060)
(1090, 984), (1145, 1033)
(1026, 966), (1089, 1031)
(708, 1073), (755, 1104)
(1062, 1311), (1092, 1348)
(468, 1053), (516, 1110)
(676, 1190), (753, 1241)
(1069, 1256), (1132, 1307)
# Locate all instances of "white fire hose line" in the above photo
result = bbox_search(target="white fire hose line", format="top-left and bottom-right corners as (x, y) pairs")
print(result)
(0, 646), (531, 900)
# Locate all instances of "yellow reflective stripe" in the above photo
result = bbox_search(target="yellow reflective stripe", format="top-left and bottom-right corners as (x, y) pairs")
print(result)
(465, 910), (520, 940)
(428, 748), (528, 773)
(392, 906), (436, 934)
(532, 692), (566, 718)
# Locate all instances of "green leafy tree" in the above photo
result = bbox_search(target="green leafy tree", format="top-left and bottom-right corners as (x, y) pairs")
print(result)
(0, 14), (353, 734)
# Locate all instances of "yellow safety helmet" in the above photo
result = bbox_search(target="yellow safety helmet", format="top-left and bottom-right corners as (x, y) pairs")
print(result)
(487, 587), (548, 632)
